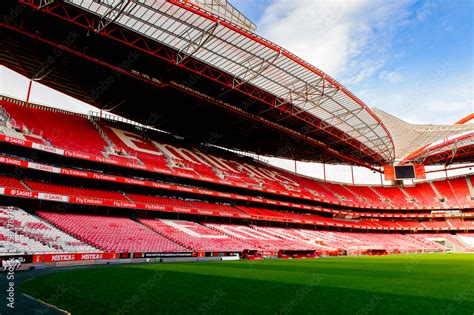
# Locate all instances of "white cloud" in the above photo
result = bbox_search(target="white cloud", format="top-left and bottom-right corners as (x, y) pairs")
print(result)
(416, 0), (441, 21)
(258, 0), (413, 80)
(379, 70), (404, 83)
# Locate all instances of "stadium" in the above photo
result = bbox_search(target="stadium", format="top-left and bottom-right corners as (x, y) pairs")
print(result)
(0, 0), (473, 314)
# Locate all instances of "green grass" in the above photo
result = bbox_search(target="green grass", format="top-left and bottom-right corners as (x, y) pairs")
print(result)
(22, 254), (474, 314)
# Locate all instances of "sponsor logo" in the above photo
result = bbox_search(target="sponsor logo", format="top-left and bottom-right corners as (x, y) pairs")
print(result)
(80, 253), (103, 260)
(74, 197), (103, 205)
(29, 163), (60, 173)
(9, 190), (33, 198)
(174, 207), (191, 213)
(50, 254), (75, 262)
(38, 193), (67, 202)
(33, 143), (64, 154)
(61, 169), (88, 177)
(64, 151), (89, 159)
(0, 157), (22, 166)
(177, 186), (193, 192)
(92, 173), (117, 181)
(6, 137), (26, 145)
(124, 178), (145, 185)
(113, 201), (136, 208)
(152, 182), (169, 189)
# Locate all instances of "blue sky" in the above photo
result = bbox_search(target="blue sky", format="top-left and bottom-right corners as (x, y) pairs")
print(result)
(234, 0), (473, 124)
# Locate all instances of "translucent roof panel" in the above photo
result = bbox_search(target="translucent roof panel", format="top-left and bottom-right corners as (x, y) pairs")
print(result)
(70, 0), (395, 163)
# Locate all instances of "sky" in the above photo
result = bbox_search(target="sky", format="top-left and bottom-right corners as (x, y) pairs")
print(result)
(0, 0), (472, 183)
(234, 0), (473, 124)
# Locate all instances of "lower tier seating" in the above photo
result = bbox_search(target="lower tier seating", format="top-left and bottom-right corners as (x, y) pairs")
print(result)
(140, 219), (249, 252)
(0, 206), (471, 255)
(0, 207), (99, 254)
(37, 212), (189, 253)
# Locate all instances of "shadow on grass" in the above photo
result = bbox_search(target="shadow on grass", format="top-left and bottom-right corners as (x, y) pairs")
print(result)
(21, 265), (474, 315)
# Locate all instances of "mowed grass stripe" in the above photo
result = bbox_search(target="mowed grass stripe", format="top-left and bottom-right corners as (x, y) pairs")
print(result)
(21, 254), (474, 314)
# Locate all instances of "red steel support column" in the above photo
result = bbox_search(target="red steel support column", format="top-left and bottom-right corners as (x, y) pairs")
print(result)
(351, 166), (355, 185)
(25, 80), (32, 105)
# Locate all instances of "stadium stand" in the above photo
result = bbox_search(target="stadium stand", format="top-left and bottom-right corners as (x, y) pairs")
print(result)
(0, 207), (99, 254)
(0, 177), (27, 190)
(0, 173), (472, 231)
(1, 100), (473, 211)
(140, 219), (248, 252)
(37, 212), (189, 253)
(0, 204), (470, 256)
(25, 180), (129, 201)
(1, 102), (108, 156)
(0, 0), (472, 276)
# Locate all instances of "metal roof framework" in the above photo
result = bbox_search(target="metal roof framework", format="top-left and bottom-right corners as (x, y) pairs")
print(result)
(18, 0), (395, 166)
(402, 132), (474, 166)
(372, 108), (474, 163)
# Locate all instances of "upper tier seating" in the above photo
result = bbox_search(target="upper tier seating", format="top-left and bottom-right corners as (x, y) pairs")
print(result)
(372, 186), (414, 208)
(1, 101), (108, 156)
(1, 100), (473, 210)
(432, 180), (460, 207)
(140, 219), (248, 251)
(403, 183), (442, 208)
(0, 207), (99, 253)
(343, 186), (390, 207)
(0, 177), (27, 190)
(448, 177), (473, 207)
(37, 212), (188, 253)
(97, 122), (171, 169)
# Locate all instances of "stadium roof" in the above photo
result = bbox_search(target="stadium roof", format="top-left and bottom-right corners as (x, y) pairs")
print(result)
(373, 108), (474, 165)
(186, 0), (256, 32)
(1, 0), (396, 169)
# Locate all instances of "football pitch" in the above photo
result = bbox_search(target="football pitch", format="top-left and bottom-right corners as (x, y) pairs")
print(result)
(22, 254), (474, 314)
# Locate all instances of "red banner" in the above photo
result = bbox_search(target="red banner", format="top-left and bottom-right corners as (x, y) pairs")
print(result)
(35, 252), (119, 263)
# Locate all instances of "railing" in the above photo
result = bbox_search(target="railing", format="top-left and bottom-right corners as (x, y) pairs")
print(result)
(88, 116), (114, 148)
